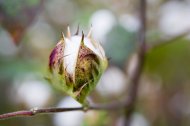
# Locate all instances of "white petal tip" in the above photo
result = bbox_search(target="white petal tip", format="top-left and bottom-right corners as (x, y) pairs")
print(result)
(62, 32), (65, 40)
(67, 26), (71, 38)
(87, 27), (93, 38)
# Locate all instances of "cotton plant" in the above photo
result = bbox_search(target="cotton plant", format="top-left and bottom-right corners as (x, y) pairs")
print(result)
(48, 27), (108, 106)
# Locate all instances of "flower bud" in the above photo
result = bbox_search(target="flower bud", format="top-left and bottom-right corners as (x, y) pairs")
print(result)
(48, 27), (108, 104)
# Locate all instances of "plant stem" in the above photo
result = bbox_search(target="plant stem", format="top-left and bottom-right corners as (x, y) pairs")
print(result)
(147, 30), (190, 51)
(0, 100), (128, 120)
(124, 0), (147, 125)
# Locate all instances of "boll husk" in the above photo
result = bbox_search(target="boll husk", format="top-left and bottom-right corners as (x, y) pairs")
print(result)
(48, 27), (108, 105)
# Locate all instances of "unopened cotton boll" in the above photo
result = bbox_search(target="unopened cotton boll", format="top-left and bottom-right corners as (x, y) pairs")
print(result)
(48, 27), (108, 105)
(12, 74), (52, 108)
(53, 97), (84, 126)
(96, 66), (127, 97)
(90, 9), (116, 43)
(159, 1), (190, 36)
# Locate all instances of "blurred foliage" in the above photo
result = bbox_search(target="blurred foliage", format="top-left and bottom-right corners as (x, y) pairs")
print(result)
(105, 24), (137, 67)
(145, 38), (190, 83)
(143, 38), (190, 126)
(0, 57), (41, 79)
(0, 0), (43, 44)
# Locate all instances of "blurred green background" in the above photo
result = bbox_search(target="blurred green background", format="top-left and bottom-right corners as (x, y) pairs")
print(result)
(1, 0), (190, 126)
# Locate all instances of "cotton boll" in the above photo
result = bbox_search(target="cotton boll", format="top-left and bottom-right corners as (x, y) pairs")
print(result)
(12, 74), (52, 108)
(119, 14), (140, 32)
(49, 27), (108, 104)
(96, 66), (128, 97)
(89, 9), (116, 43)
(53, 97), (84, 126)
(159, 1), (190, 36)
(116, 113), (149, 126)
(130, 113), (150, 126)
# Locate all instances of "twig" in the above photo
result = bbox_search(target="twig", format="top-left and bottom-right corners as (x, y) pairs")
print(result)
(0, 100), (128, 120)
(124, 0), (147, 125)
(147, 30), (190, 51)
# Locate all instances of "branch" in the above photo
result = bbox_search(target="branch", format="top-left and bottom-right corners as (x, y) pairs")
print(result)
(0, 100), (128, 120)
(147, 30), (190, 51)
(124, 0), (147, 125)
